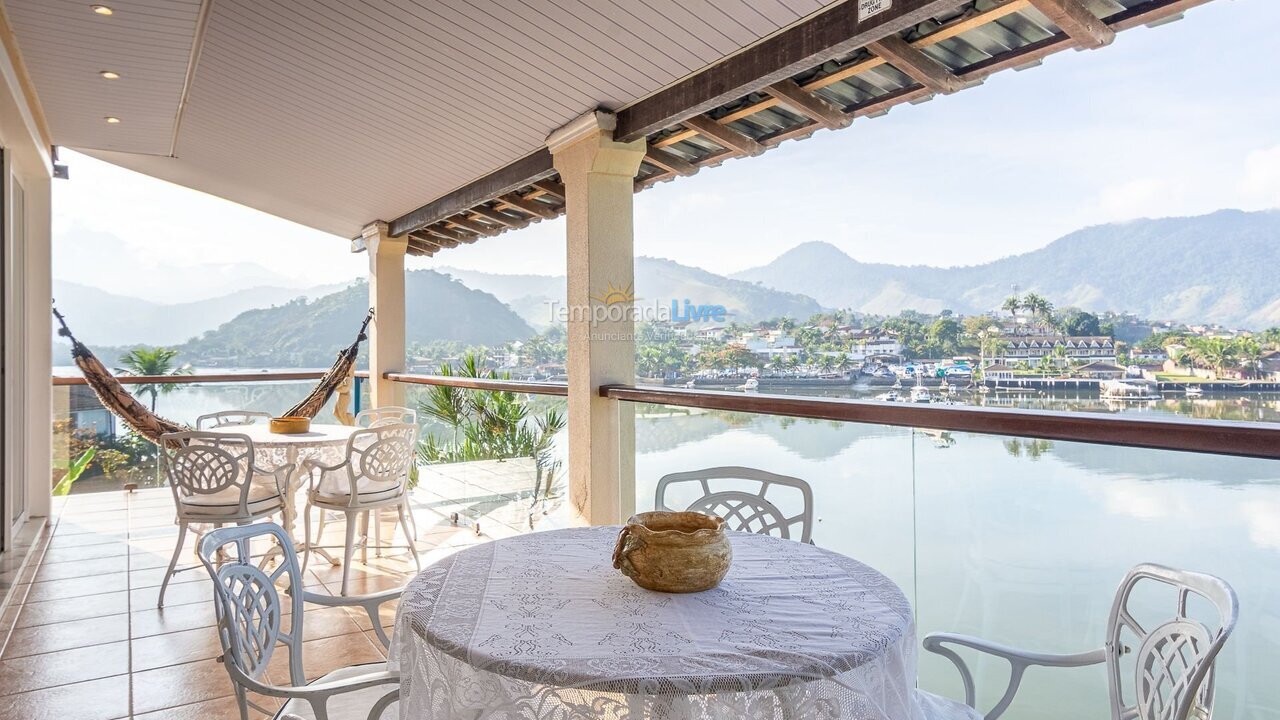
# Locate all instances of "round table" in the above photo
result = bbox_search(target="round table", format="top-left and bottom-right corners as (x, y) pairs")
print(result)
(390, 527), (940, 720)
(204, 423), (357, 551)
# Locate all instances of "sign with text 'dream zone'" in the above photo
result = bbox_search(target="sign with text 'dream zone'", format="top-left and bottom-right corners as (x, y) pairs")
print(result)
(859, 0), (892, 21)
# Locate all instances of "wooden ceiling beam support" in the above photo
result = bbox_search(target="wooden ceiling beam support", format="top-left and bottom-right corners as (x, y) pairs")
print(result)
(682, 115), (764, 157)
(424, 225), (465, 245)
(446, 215), (499, 237)
(644, 146), (698, 177)
(470, 204), (526, 228)
(389, 149), (555, 236)
(1028, 0), (1114, 48)
(615, 0), (960, 141)
(867, 35), (965, 94)
(498, 193), (558, 219)
(765, 79), (851, 129)
(530, 179), (566, 200)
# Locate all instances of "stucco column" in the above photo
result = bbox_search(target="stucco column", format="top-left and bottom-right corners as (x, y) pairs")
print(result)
(548, 111), (645, 526)
(363, 221), (407, 409)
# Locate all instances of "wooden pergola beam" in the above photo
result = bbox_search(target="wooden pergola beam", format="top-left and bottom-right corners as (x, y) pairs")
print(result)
(423, 225), (465, 245)
(470, 204), (527, 228)
(614, 0), (960, 141)
(1028, 0), (1115, 48)
(765, 79), (851, 129)
(530, 179), (566, 200)
(681, 115), (764, 157)
(389, 149), (556, 236)
(498, 193), (558, 219)
(446, 215), (500, 237)
(867, 35), (964, 94)
(644, 146), (698, 176)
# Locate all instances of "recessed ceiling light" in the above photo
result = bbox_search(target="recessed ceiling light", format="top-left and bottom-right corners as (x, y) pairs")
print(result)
(90, 5), (113, 15)
(104, 116), (121, 124)
(99, 70), (120, 80)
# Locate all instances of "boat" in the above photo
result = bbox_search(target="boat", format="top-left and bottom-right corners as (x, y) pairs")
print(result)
(910, 385), (932, 403)
(1185, 385), (1204, 398)
(892, 378), (903, 389)
(1099, 378), (1161, 401)
(737, 378), (759, 392)
(875, 390), (900, 402)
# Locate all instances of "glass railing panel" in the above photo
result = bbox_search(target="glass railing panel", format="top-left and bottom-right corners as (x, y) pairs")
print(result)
(52, 378), (344, 495)
(632, 403), (919, 607)
(913, 434), (1280, 718)
(404, 383), (568, 537)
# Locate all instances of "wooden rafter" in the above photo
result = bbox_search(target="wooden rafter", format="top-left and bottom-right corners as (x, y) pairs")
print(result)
(424, 226), (466, 245)
(681, 115), (764, 157)
(765, 79), (851, 129)
(498, 193), (558, 219)
(1028, 0), (1115, 48)
(446, 215), (499, 237)
(644, 146), (698, 177)
(867, 35), (964, 94)
(470, 204), (526, 228)
(530, 179), (566, 200)
(389, 149), (555, 236)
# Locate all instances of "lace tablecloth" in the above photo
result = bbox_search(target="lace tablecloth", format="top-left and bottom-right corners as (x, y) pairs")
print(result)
(390, 527), (958, 719)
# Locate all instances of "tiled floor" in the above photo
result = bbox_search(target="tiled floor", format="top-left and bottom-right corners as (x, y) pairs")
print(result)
(0, 459), (550, 720)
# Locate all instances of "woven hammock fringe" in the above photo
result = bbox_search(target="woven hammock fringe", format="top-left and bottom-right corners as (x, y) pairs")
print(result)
(283, 309), (372, 419)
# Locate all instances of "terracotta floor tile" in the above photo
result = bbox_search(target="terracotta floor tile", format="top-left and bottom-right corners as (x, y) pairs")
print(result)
(131, 658), (239, 715)
(31, 554), (129, 583)
(291, 605), (363, 642)
(131, 576), (214, 609)
(132, 694), (276, 720)
(0, 675), (130, 720)
(131, 625), (225, 672)
(19, 572), (129, 603)
(15, 591), (130, 628)
(0, 639), (129, 695)
(130, 602), (219, 638)
(268, 632), (386, 683)
(2, 613), (130, 659)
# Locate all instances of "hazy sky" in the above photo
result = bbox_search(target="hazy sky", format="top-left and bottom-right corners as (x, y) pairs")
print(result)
(53, 0), (1280, 293)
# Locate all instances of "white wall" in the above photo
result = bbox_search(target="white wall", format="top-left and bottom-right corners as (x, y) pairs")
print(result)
(0, 14), (54, 547)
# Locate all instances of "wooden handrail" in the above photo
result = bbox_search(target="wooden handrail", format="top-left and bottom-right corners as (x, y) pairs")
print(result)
(52, 371), (336, 386)
(385, 372), (568, 396)
(599, 384), (1280, 461)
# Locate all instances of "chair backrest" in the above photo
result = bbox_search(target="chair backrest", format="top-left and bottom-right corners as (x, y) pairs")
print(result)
(356, 406), (418, 428)
(196, 410), (272, 430)
(198, 523), (306, 688)
(330, 423), (419, 504)
(655, 466), (815, 543)
(160, 431), (257, 515)
(1105, 564), (1238, 720)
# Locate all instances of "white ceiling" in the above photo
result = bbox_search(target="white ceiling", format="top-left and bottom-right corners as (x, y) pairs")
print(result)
(5, 0), (838, 238)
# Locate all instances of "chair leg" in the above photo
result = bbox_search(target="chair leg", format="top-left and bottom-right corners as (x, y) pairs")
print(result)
(398, 503), (421, 573)
(342, 511), (358, 596)
(157, 521), (188, 609)
(316, 510), (328, 544)
(359, 511), (369, 565)
(300, 503), (313, 576)
(234, 684), (250, 720)
(373, 508), (383, 559)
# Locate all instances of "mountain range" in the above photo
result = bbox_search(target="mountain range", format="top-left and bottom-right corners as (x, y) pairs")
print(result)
(734, 209), (1280, 328)
(439, 256), (823, 329)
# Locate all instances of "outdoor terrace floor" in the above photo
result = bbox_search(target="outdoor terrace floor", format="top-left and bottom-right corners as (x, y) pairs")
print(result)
(0, 458), (545, 720)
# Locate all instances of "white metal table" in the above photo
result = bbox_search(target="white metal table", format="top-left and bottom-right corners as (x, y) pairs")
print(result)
(205, 423), (357, 561)
(390, 526), (966, 720)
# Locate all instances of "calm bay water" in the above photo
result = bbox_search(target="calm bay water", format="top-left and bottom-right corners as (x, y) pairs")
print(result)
(633, 399), (1280, 718)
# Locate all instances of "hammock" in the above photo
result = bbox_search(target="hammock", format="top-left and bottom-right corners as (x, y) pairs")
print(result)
(53, 306), (374, 445)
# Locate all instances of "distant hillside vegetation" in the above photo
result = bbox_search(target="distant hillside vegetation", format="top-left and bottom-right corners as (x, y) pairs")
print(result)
(440, 256), (823, 328)
(178, 270), (533, 367)
(734, 210), (1280, 328)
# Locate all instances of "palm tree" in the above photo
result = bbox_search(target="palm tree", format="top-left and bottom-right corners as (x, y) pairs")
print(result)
(116, 347), (192, 412)
(1233, 337), (1263, 379)
(1001, 296), (1021, 318)
(1184, 337), (1237, 377)
(1021, 293), (1054, 321)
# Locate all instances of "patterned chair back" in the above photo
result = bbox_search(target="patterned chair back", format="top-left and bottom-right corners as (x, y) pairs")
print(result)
(197, 523), (307, 686)
(656, 466), (814, 543)
(196, 410), (272, 430)
(1105, 564), (1238, 720)
(355, 406), (418, 428)
(160, 431), (257, 514)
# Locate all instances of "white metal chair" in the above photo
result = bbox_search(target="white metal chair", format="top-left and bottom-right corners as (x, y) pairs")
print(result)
(656, 466), (815, 543)
(922, 563), (1239, 720)
(197, 523), (399, 720)
(197, 410), (273, 430)
(299, 423), (421, 595)
(157, 430), (289, 608)
(355, 406), (417, 428)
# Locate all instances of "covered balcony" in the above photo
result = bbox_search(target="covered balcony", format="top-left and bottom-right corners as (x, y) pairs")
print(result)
(0, 1), (1275, 719)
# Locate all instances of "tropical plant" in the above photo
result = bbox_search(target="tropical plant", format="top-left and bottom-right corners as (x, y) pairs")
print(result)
(52, 448), (97, 497)
(417, 354), (567, 471)
(1021, 292), (1055, 321)
(1233, 337), (1263, 379)
(1183, 337), (1238, 376)
(1001, 296), (1021, 318)
(115, 347), (193, 412)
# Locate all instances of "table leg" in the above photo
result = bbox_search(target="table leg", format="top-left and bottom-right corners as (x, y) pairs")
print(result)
(266, 448), (339, 567)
